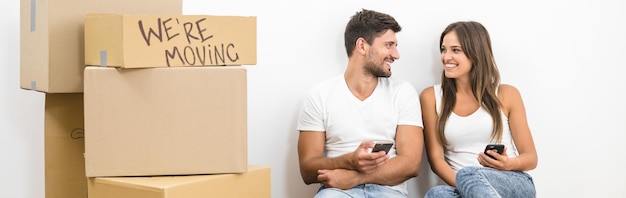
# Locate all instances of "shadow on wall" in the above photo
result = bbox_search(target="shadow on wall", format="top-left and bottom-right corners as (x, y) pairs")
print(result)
(286, 108), (319, 197)
(412, 150), (446, 197)
(411, 38), (447, 198)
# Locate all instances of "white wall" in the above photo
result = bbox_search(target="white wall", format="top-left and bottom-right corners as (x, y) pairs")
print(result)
(2, 0), (625, 197)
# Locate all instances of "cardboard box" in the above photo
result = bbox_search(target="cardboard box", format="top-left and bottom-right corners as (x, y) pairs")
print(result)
(20, 0), (182, 93)
(84, 14), (257, 68)
(84, 66), (247, 177)
(45, 93), (86, 198)
(88, 165), (270, 198)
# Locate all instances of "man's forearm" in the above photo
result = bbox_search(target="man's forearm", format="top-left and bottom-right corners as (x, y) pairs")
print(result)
(300, 153), (357, 184)
(358, 155), (420, 186)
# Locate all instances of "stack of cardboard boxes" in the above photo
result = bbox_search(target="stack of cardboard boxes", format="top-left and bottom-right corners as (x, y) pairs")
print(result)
(20, 0), (269, 197)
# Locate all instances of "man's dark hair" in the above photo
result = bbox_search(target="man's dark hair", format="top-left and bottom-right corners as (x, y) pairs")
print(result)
(344, 9), (401, 57)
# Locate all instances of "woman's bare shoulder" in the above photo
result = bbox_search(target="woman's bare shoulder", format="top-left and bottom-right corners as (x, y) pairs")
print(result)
(498, 84), (522, 98)
(497, 84), (525, 113)
(419, 86), (435, 100)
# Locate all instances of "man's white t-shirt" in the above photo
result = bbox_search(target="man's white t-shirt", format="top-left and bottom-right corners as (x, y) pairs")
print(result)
(296, 75), (423, 194)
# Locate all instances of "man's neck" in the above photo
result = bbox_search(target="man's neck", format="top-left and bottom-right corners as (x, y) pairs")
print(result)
(344, 66), (378, 101)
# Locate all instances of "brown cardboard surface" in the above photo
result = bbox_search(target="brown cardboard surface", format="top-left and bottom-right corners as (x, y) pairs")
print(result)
(84, 14), (257, 68)
(45, 93), (86, 198)
(88, 165), (270, 198)
(20, 0), (182, 93)
(83, 66), (247, 177)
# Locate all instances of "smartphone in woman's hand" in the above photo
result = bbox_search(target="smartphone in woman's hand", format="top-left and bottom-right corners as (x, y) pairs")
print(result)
(484, 144), (504, 159)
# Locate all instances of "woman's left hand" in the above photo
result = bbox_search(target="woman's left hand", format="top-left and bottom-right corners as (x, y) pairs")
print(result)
(478, 146), (515, 170)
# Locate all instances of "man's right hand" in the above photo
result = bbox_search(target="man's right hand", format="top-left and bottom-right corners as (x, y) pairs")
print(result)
(352, 141), (389, 174)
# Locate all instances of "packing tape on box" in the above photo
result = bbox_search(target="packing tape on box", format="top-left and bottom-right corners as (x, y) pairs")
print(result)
(100, 50), (107, 67)
(31, 81), (36, 90)
(30, 0), (36, 32)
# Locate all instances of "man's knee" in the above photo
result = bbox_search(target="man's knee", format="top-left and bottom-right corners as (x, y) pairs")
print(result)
(314, 187), (353, 198)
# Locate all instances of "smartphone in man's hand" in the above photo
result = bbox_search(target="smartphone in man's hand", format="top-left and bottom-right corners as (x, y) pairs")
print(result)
(371, 142), (393, 154)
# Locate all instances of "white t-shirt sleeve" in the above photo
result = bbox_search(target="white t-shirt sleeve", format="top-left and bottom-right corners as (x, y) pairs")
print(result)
(296, 84), (326, 132)
(396, 82), (423, 128)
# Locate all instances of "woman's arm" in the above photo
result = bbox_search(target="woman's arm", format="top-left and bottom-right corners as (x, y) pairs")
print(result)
(497, 84), (538, 171)
(420, 87), (458, 187)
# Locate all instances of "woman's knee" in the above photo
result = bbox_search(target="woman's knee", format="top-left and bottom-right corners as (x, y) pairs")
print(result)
(455, 166), (497, 189)
(457, 166), (482, 175)
(425, 185), (458, 198)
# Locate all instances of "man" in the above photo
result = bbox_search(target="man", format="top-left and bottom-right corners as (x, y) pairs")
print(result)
(297, 9), (424, 198)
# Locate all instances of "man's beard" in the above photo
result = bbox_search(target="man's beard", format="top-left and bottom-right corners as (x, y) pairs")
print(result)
(364, 59), (391, 78)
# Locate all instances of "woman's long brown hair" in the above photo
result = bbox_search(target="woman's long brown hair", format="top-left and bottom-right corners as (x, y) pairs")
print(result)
(437, 21), (503, 145)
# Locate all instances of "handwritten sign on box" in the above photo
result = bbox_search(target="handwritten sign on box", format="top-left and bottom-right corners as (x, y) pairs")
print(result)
(85, 14), (256, 68)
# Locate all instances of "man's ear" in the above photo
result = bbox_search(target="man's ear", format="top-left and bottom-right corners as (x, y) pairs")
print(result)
(355, 37), (367, 55)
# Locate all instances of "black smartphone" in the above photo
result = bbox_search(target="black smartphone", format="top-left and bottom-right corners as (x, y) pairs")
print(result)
(371, 142), (393, 154)
(484, 144), (504, 159)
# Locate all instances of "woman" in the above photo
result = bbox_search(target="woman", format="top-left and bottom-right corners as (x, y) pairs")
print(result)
(420, 21), (537, 198)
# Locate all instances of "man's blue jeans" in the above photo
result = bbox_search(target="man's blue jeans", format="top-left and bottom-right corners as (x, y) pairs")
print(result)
(425, 166), (535, 198)
(315, 184), (406, 198)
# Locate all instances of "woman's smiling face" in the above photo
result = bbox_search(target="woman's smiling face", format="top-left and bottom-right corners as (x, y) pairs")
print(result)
(440, 31), (472, 80)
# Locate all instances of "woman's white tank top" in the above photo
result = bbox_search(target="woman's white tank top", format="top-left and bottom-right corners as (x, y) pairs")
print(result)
(433, 84), (518, 171)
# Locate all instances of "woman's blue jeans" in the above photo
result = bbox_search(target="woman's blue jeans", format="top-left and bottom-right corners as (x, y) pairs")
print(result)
(425, 166), (535, 198)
